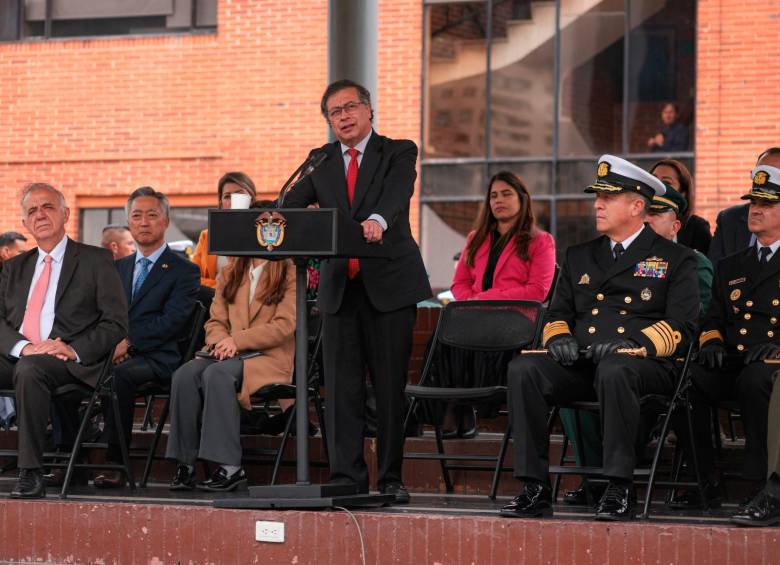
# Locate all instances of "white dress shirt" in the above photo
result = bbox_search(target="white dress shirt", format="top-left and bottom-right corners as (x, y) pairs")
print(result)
(132, 243), (168, 293)
(11, 236), (69, 358)
(757, 239), (780, 262)
(610, 225), (645, 254)
(340, 130), (388, 231)
(249, 262), (265, 301)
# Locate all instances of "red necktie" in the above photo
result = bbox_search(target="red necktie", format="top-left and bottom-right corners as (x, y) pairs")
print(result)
(23, 255), (53, 344)
(346, 148), (360, 279)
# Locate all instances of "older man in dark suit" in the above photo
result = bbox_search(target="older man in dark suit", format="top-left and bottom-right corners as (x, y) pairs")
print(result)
(0, 183), (127, 498)
(90, 187), (199, 488)
(284, 79), (432, 502)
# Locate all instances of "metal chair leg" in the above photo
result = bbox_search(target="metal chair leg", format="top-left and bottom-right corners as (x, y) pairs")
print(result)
(60, 390), (100, 499)
(433, 423), (453, 493)
(112, 388), (136, 491)
(141, 395), (155, 431)
(490, 423), (511, 500)
(641, 403), (675, 519)
(141, 396), (170, 487)
(271, 405), (296, 485)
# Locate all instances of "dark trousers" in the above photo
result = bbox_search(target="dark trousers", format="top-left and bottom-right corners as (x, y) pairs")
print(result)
(508, 353), (674, 482)
(322, 276), (417, 491)
(0, 354), (82, 469)
(102, 356), (167, 461)
(678, 361), (774, 481)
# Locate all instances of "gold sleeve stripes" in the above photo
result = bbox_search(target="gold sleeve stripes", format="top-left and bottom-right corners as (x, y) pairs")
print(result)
(542, 321), (571, 346)
(641, 320), (682, 357)
(699, 330), (724, 348)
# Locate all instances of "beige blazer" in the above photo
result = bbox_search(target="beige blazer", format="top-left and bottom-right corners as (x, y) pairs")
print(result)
(204, 259), (296, 409)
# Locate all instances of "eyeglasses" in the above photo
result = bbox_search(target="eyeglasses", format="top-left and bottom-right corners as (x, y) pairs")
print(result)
(327, 101), (365, 120)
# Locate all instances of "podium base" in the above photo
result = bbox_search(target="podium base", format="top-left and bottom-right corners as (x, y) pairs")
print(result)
(213, 483), (395, 509)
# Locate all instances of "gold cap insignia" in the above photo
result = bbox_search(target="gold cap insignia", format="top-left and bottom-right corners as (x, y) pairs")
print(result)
(597, 162), (610, 178)
(730, 289), (741, 301)
(754, 171), (769, 186)
(161, 263), (169, 269)
(578, 274), (590, 285)
(640, 288), (652, 301)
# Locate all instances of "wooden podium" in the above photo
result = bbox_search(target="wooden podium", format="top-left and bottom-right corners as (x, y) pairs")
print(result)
(208, 208), (394, 508)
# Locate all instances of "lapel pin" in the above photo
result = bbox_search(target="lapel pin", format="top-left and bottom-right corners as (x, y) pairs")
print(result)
(578, 274), (590, 285)
(162, 263), (169, 269)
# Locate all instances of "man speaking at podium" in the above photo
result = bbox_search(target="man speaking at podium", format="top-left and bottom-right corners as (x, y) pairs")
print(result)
(284, 79), (432, 503)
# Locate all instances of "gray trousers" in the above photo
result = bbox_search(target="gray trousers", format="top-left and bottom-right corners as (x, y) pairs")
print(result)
(165, 357), (243, 467)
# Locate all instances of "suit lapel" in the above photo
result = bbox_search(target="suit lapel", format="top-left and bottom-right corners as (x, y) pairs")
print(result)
(747, 246), (780, 291)
(54, 239), (79, 310)
(350, 133), (381, 216)
(491, 237), (516, 283)
(130, 246), (171, 308)
(13, 250), (38, 327)
(591, 235), (614, 280)
(601, 227), (655, 282)
(117, 257), (133, 307)
(323, 142), (350, 212)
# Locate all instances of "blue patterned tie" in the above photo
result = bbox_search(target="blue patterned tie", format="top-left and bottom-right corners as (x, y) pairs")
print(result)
(132, 257), (152, 299)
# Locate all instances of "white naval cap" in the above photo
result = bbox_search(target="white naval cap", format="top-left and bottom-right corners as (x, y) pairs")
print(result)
(585, 154), (666, 202)
(741, 164), (780, 201)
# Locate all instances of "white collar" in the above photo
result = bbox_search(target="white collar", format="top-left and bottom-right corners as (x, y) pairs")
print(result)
(340, 130), (373, 157)
(611, 225), (645, 251)
(36, 235), (68, 264)
(135, 243), (167, 266)
(757, 239), (780, 257)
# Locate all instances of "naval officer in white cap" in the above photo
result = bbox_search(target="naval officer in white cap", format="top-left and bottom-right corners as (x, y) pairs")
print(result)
(499, 154), (699, 521)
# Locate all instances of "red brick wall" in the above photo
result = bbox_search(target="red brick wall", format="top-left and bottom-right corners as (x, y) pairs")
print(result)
(0, 0), (329, 237)
(695, 0), (780, 224)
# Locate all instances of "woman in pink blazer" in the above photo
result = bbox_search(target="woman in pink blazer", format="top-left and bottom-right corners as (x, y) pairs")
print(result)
(451, 171), (556, 302)
(439, 171), (556, 438)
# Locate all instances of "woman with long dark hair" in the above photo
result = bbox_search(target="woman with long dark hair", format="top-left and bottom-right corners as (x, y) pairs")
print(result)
(165, 218), (296, 491)
(191, 172), (257, 288)
(452, 170), (555, 301)
(649, 159), (711, 255)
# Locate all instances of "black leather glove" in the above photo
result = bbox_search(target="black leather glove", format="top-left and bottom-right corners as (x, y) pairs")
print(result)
(697, 341), (726, 370)
(743, 342), (780, 364)
(547, 335), (579, 366)
(585, 339), (637, 364)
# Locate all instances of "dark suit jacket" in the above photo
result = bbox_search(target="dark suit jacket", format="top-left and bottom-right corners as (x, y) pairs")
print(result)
(543, 226), (699, 358)
(700, 246), (780, 354)
(677, 214), (712, 256)
(115, 245), (200, 377)
(709, 203), (751, 265)
(0, 238), (128, 387)
(285, 131), (432, 313)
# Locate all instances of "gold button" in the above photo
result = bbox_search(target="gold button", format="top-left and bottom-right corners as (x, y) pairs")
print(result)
(624, 296), (632, 304)
(596, 293), (604, 301)
(772, 317), (778, 325)
(740, 328), (748, 335)
(747, 300), (754, 307)
(617, 327), (625, 334)
(770, 331), (775, 338)
(620, 310), (627, 315)
(588, 326), (596, 334)
(745, 313), (752, 320)
(737, 344), (745, 351)
(592, 308), (599, 315)
(774, 299), (780, 306)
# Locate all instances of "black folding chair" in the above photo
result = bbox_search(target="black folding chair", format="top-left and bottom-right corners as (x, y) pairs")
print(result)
(547, 343), (705, 518)
(0, 389), (17, 473)
(402, 300), (544, 497)
(138, 300), (209, 487)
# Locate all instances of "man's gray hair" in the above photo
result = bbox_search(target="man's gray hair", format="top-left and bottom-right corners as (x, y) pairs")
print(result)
(126, 186), (170, 218)
(20, 183), (67, 213)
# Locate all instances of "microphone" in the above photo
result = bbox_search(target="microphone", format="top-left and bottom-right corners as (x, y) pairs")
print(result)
(277, 150), (329, 208)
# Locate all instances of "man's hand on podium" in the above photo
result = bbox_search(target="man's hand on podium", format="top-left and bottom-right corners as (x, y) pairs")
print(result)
(361, 219), (383, 243)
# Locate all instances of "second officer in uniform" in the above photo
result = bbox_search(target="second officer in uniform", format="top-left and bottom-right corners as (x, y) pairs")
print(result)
(499, 155), (699, 521)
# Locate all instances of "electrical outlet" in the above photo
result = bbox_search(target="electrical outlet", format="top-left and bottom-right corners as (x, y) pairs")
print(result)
(255, 520), (285, 543)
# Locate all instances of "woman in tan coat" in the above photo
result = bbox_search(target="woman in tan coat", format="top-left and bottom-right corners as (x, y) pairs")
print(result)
(165, 253), (296, 492)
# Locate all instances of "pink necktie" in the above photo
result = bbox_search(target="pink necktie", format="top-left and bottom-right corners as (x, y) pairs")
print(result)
(346, 148), (360, 279)
(23, 255), (53, 344)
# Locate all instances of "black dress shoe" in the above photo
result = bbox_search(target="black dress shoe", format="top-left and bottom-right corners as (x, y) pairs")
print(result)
(43, 467), (88, 488)
(594, 482), (635, 521)
(10, 468), (45, 499)
(93, 470), (126, 489)
(380, 482), (410, 504)
(499, 481), (553, 518)
(169, 464), (196, 491)
(197, 467), (247, 492)
(731, 490), (780, 527)
(563, 480), (607, 506)
(667, 480), (723, 510)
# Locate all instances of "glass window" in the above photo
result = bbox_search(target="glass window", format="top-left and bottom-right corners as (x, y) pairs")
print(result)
(489, 0), (554, 157)
(79, 206), (208, 249)
(487, 161), (552, 196)
(554, 198), (598, 259)
(424, 2), (488, 158)
(421, 162), (485, 200)
(627, 0), (695, 153)
(558, 2), (625, 156)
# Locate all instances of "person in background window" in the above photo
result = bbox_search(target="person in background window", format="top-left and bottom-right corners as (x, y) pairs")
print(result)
(649, 159), (711, 256)
(442, 171), (555, 438)
(191, 172), (257, 288)
(0, 232), (28, 265)
(647, 103), (689, 153)
(101, 225), (136, 260)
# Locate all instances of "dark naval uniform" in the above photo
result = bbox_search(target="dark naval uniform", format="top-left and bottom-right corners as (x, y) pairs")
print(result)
(507, 226), (699, 482)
